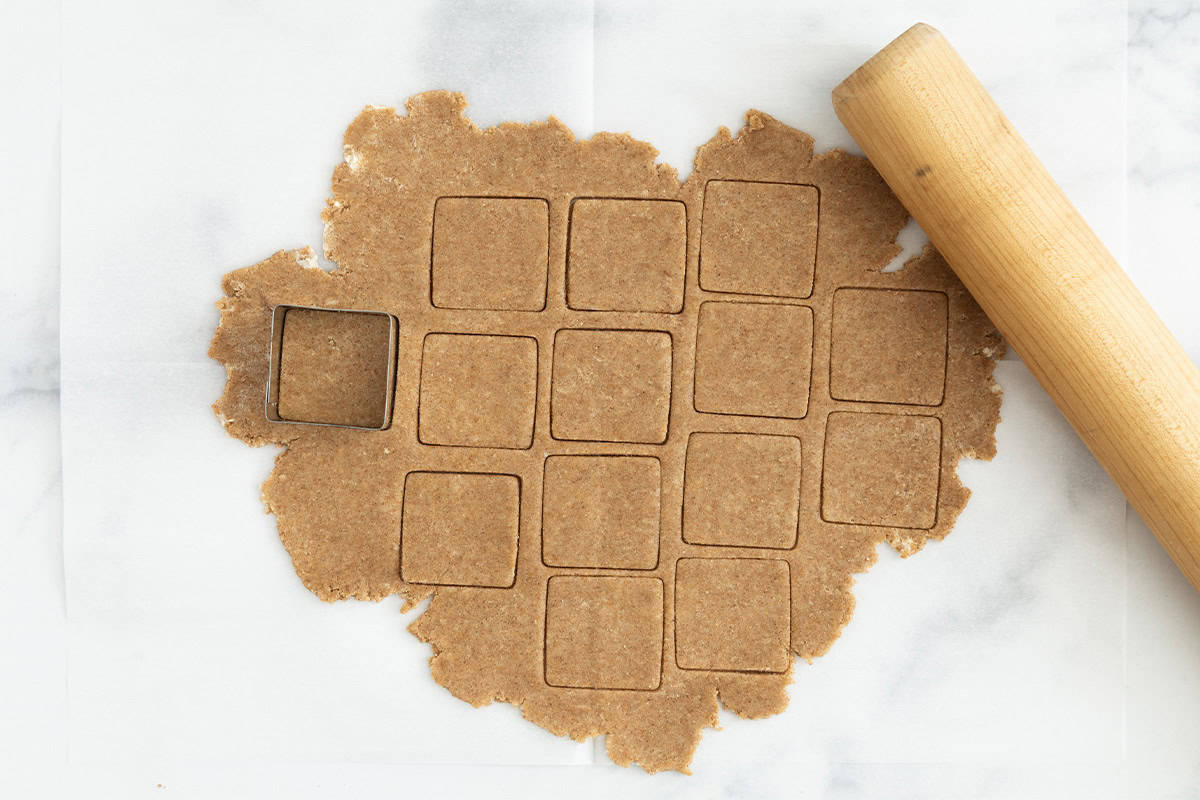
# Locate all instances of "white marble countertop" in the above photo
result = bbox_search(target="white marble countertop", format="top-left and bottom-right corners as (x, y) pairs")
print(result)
(4, 1), (1200, 797)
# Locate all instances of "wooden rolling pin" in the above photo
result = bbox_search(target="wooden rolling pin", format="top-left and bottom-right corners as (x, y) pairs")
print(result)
(833, 23), (1200, 593)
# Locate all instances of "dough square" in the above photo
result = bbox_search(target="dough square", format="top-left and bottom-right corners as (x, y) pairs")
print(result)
(431, 197), (549, 311)
(275, 307), (394, 429)
(567, 198), (686, 312)
(550, 329), (672, 443)
(542, 455), (660, 569)
(700, 180), (818, 298)
(674, 558), (791, 673)
(830, 288), (948, 406)
(544, 575), (664, 690)
(683, 433), (802, 550)
(693, 301), (813, 419)
(821, 412), (942, 529)
(400, 471), (520, 587)
(418, 333), (538, 449)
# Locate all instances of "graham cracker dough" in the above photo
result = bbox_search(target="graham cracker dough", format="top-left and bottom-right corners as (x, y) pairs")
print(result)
(209, 91), (1004, 773)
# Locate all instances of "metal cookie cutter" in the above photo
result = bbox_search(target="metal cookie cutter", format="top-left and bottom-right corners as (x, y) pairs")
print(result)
(264, 303), (399, 431)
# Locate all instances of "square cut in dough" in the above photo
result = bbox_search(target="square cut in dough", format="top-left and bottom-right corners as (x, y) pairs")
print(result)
(821, 411), (942, 529)
(431, 197), (549, 311)
(542, 455), (660, 569)
(830, 288), (949, 406)
(567, 198), (686, 312)
(544, 575), (664, 690)
(683, 433), (802, 550)
(401, 471), (520, 588)
(674, 558), (791, 673)
(700, 180), (819, 298)
(693, 301), (813, 419)
(550, 329), (672, 444)
(418, 333), (538, 449)
(275, 307), (394, 428)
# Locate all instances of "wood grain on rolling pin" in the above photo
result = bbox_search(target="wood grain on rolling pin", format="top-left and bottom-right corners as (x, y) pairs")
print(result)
(833, 23), (1200, 592)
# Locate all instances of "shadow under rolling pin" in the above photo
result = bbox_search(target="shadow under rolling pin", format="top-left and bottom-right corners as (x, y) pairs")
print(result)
(833, 23), (1200, 594)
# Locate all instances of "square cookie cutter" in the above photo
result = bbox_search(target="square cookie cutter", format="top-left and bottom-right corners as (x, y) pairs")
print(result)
(264, 303), (399, 431)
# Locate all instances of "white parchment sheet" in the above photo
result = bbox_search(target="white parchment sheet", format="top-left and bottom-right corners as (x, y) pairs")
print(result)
(61, 2), (1193, 795)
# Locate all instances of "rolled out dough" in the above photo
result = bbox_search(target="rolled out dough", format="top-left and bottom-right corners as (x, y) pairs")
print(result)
(209, 92), (1003, 773)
